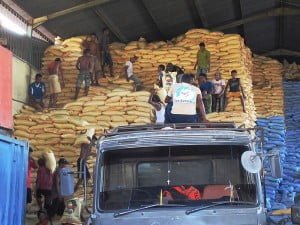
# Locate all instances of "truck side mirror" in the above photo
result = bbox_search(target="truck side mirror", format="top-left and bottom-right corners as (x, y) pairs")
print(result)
(269, 150), (282, 179)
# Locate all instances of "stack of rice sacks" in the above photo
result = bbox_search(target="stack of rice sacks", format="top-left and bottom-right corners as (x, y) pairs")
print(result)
(252, 55), (286, 210)
(110, 29), (256, 127)
(13, 84), (153, 208)
(281, 82), (300, 207)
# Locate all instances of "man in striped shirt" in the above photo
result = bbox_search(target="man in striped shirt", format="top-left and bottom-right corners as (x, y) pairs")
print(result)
(28, 74), (45, 111)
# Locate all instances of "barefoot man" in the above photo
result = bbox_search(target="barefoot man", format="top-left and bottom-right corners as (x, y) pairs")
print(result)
(82, 33), (101, 86)
(74, 49), (93, 99)
(47, 58), (64, 108)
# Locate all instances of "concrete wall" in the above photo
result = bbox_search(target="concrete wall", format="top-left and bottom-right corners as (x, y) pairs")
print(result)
(12, 56), (38, 114)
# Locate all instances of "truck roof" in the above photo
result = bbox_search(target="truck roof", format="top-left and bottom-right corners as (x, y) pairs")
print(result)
(99, 123), (258, 151)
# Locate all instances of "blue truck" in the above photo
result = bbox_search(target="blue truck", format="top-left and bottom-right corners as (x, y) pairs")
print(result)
(0, 133), (29, 225)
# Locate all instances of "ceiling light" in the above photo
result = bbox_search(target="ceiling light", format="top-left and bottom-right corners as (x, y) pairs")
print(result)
(0, 13), (26, 35)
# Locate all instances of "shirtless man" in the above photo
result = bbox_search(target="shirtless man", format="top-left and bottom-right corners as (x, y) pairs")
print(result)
(74, 135), (97, 192)
(100, 28), (113, 77)
(82, 33), (101, 86)
(74, 49), (93, 99)
(47, 58), (64, 108)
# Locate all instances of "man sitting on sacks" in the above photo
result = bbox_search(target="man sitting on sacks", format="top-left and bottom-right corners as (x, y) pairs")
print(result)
(124, 55), (143, 91)
(28, 73), (46, 112)
(165, 74), (209, 123)
(47, 58), (65, 108)
(224, 70), (246, 113)
(82, 33), (101, 86)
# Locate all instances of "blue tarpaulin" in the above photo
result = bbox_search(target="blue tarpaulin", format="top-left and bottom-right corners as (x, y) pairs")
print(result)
(0, 134), (28, 225)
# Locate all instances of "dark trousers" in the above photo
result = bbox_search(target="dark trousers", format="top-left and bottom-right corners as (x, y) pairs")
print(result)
(212, 94), (224, 112)
(48, 198), (65, 218)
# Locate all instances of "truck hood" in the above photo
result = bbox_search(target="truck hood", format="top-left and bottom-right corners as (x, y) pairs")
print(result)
(93, 208), (263, 225)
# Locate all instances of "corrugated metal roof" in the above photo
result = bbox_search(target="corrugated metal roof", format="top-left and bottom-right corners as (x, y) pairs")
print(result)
(12, 0), (300, 62)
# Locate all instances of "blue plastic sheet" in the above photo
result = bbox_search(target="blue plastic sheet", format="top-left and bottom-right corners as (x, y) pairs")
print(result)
(0, 134), (28, 225)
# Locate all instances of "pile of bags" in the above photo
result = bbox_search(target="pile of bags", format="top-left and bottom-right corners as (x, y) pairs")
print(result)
(41, 36), (87, 105)
(281, 82), (300, 206)
(109, 29), (256, 127)
(256, 116), (286, 209)
(283, 60), (300, 80)
(14, 85), (153, 206)
(252, 55), (284, 117)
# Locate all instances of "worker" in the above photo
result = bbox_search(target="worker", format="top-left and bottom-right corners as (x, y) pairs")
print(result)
(74, 49), (93, 99)
(100, 27), (113, 78)
(48, 158), (69, 220)
(157, 64), (165, 88)
(36, 158), (53, 212)
(28, 73), (46, 112)
(165, 74), (208, 123)
(194, 42), (210, 76)
(82, 33), (101, 86)
(47, 58), (64, 108)
(125, 56), (143, 91)
(148, 89), (165, 124)
(27, 147), (37, 206)
(224, 70), (246, 112)
(212, 72), (226, 112)
(199, 74), (214, 114)
(74, 135), (97, 192)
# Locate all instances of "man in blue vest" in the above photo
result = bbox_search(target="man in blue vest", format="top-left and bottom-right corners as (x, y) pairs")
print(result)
(28, 74), (45, 111)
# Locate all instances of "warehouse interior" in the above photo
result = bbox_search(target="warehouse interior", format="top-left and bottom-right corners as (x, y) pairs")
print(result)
(0, 0), (300, 225)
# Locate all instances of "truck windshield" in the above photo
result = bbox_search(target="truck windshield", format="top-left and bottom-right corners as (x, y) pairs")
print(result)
(98, 145), (257, 211)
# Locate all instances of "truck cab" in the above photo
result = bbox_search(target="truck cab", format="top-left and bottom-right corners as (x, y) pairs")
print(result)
(89, 123), (269, 225)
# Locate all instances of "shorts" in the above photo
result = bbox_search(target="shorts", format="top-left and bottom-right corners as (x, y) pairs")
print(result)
(27, 188), (32, 204)
(48, 74), (61, 94)
(169, 114), (198, 124)
(91, 55), (101, 73)
(227, 92), (241, 98)
(77, 158), (91, 180)
(36, 189), (52, 199)
(76, 71), (91, 88)
(197, 68), (208, 76)
(101, 51), (113, 66)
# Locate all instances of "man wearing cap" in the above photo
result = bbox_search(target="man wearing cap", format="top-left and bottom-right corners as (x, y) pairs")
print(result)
(48, 158), (68, 220)
(125, 56), (143, 91)
(194, 42), (210, 76)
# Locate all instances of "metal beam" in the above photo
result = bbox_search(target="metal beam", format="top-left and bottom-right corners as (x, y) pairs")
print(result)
(93, 8), (128, 43)
(31, 0), (115, 29)
(139, 0), (166, 40)
(263, 49), (300, 57)
(193, 0), (209, 28)
(233, 0), (245, 38)
(278, 0), (284, 49)
(212, 7), (300, 31)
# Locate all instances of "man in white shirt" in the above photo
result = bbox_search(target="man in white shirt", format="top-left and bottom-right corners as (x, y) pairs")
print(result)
(211, 72), (226, 112)
(165, 74), (208, 123)
(124, 56), (143, 91)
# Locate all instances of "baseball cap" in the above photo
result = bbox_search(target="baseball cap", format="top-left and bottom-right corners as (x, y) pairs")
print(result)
(58, 158), (69, 165)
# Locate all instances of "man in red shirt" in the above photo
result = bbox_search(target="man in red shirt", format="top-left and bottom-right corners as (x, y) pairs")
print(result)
(36, 158), (53, 211)
(27, 147), (37, 204)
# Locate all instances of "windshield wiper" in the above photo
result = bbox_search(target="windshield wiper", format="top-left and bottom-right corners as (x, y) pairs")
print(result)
(114, 203), (186, 218)
(186, 201), (258, 215)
